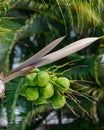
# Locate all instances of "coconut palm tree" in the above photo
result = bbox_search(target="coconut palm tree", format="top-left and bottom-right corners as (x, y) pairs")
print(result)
(0, 0), (104, 129)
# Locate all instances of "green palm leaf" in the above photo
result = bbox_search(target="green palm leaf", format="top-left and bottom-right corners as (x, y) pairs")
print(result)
(95, 46), (104, 87)
(0, 17), (22, 73)
(5, 77), (24, 122)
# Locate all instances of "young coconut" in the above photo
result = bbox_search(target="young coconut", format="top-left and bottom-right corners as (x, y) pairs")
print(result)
(36, 71), (50, 87)
(55, 77), (70, 93)
(35, 97), (48, 105)
(20, 84), (29, 97)
(51, 93), (66, 109)
(26, 73), (37, 86)
(39, 83), (54, 98)
(50, 75), (57, 82)
(26, 87), (39, 100)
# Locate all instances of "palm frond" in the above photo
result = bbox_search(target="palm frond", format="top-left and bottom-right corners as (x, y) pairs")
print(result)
(61, 54), (95, 80)
(5, 77), (24, 122)
(0, 17), (22, 73)
(94, 46), (104, 87)
(56, 0), (104, 32)
(14, 14), (51, 42)
(12, 0), (47, 11)
(74, 0), (102, 26)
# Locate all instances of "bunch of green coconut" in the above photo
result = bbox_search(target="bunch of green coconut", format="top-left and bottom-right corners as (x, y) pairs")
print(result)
(20, 69), (70, 109)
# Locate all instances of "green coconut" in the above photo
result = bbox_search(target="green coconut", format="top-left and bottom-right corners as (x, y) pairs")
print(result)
(51, 75), (57, 82)
(51, 93), (66, 109)
(39, 83), (54, 98)
(20, 84), (29, 97)
(55, 77), (70, 93)
(31, 68), (40, 73)
(36, 71), (50, 87)
(35, 97), (48, 105)
(26, 73), (37, 86)
(26, 87), (39, 100)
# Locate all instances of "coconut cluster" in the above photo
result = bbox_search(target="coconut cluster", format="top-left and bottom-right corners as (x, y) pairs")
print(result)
(20, 69), (70, 109)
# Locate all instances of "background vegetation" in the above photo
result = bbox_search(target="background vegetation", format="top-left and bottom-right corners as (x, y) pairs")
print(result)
(0, 0), (104, 130)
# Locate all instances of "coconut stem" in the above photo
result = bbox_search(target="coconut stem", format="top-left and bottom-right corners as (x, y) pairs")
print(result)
(4, 66), (34, 83)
